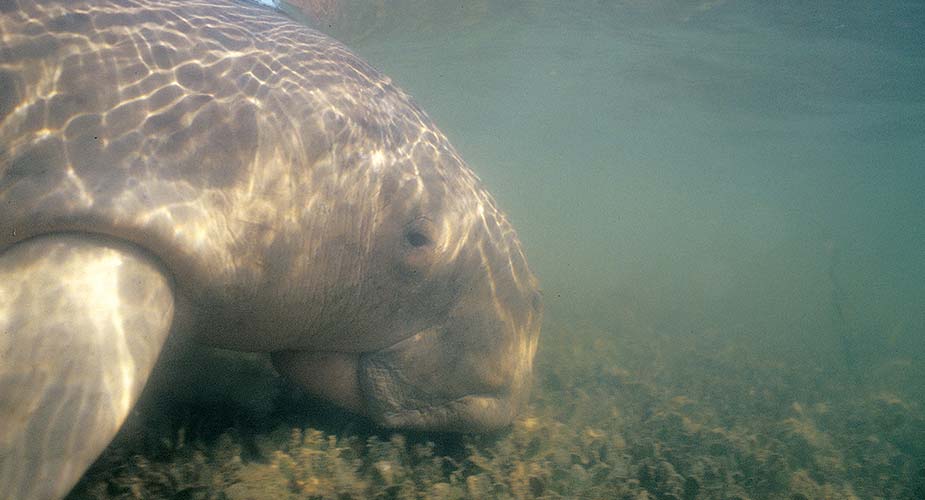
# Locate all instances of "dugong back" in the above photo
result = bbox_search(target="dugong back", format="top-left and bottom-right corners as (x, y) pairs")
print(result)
(0, 0), (423, 298)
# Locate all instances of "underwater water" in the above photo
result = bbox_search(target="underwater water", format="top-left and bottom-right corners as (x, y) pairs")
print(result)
(68, 1), (923, 499)
(340, 0), (925, 374)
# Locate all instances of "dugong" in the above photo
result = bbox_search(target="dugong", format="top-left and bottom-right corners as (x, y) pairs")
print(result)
(0, 1), (543, 498)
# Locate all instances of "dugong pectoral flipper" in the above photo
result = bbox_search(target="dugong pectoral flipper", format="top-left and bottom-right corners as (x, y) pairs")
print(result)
(0, 235), (174, 500)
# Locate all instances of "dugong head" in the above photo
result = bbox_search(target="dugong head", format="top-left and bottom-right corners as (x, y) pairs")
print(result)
(271, 148), (543, 430)
(263, 77), (543, 432)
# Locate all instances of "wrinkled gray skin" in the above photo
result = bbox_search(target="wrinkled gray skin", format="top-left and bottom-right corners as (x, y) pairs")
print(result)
(0, 0), (541, 498)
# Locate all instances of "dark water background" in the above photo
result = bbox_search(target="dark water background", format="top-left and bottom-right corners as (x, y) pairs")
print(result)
(305, 0), (925, 400)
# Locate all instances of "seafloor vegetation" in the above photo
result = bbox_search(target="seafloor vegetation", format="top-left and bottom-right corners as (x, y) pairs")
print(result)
(70, 316), (924, 499)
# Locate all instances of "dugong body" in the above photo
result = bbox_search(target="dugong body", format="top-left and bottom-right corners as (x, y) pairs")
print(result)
(0, 1), (542, 498)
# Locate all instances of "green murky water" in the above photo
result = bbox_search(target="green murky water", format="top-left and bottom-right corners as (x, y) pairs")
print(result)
(343, 0), (924, 373)
(73, 1), (925, 498)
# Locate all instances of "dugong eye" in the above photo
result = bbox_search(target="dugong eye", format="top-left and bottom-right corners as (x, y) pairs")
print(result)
(405, 230), (431, 248)
(397, 217), (438, 279)
(403, 217), (436, 250)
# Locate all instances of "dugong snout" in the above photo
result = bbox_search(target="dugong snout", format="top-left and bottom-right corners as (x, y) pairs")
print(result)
(273, 281), (543, 432)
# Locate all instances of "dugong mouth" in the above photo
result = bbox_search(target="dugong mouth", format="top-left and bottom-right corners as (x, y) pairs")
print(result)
(271, 350), (365, 414)
(270, 325), (440, 421)
(271, 320), (530, 432)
